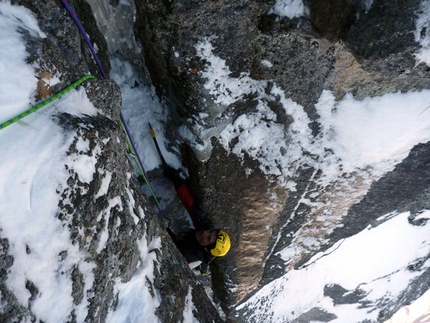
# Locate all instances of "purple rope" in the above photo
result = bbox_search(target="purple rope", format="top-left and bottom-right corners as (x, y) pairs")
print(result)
(61, 0), (146, 174)
(61, 0), (143, 170)
(61, 0), (107, 79)
(61, 0), (170, 222)
(119, 112), (146, 177)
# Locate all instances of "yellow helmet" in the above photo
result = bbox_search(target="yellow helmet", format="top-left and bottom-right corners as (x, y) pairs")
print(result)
(210, 230), (231, 257)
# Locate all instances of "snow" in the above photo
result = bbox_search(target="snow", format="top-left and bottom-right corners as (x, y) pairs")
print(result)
(0, 2), (161, 323)
(364, 0), (374, 12)
(0, 2), (45, 122)
(194, 28), (430, 323)
(1, 1), (430, 323)
(317, 90), (430, 177)
(183, 287), (200, 323)
(0, 5), (103, 322)
(96, 196), (123, 253)
(196, 38), (430, 188)
(386, 288), (430, 323)
(106, 237), (162, 323)
(268, 0), (309, 19)
(237, 211), (430, 323)
(110, 57), (182, 171)
(415, 0), (430, 65)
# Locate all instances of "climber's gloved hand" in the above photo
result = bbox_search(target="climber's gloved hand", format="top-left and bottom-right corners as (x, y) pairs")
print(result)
(163, 166), (183, 187)
(164, 166), (179, 181)
(137, 174), (145, 185)
(197, 264), (206, 276)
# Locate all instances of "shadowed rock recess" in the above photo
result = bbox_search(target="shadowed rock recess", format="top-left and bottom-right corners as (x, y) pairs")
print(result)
(5, 0), (430, 322)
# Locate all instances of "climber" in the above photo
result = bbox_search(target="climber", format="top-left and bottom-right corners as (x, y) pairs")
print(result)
(163, 166), (231, 275)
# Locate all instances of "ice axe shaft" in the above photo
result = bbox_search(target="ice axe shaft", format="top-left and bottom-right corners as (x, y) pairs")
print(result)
(149, 122), (168, 169)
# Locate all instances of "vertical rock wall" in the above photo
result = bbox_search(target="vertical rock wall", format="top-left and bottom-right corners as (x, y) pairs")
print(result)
(7, 0), (430, 321)
(5, 0), (225, 321)
(132, 0), (430, 319)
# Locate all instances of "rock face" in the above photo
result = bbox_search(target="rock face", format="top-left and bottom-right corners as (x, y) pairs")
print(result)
(132, 0), (430, 319)
(4, 0), (223, 322)
(5, 0), (430, 322)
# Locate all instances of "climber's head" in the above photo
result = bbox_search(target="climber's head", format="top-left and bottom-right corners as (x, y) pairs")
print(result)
(196, 229), (218, 247)
(196, 229), (231, 257)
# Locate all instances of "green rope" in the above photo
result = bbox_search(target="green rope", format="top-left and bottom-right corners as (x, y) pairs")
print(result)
(118, 118), (164, 209)
(1, 71), (167, 219)
(0, 75), (96, 130)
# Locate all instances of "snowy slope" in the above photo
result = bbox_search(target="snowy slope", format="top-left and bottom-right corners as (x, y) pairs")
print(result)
(0, 3), (162, 322)
(236, 211), (430, 322)
(196, 35), (430, 322)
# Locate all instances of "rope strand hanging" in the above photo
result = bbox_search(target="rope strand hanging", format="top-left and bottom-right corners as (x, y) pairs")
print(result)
(0, 75), (95, 130)
(61, 0), (169, 221)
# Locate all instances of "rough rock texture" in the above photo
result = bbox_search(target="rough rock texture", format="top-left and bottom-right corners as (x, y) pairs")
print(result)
(5, 0), (430, 322)
(3, 0), (224, 322)
(132, 0), (430, 320)
(182, 144), (288, 310)
(12, 0), (110, 82)
(134, 1), (295, 314)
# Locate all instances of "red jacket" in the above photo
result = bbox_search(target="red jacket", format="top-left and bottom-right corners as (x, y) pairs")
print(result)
(175, 183), (213, 230)
(169, 182), (214, 272)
